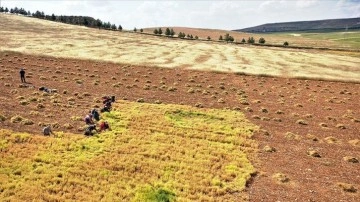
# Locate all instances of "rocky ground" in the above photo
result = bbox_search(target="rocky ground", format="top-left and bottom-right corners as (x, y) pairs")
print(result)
(0, 51), (359, 201)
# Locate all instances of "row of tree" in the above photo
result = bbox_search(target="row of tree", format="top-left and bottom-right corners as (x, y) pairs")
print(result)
(219, 33), (235, 42)
(153, 28), (175, 36)
(0, 6), (123, 31)
(218, 35), (267, 44)
(0, 6), (29, 15)
(154, 28), (202, 40)
(152, 28), (275, 45)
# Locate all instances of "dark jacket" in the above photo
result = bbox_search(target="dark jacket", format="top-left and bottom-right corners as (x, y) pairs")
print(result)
(20, 69), (25, 77)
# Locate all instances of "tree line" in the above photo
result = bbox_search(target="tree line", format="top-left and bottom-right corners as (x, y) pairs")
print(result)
(0, 6), (123, 31)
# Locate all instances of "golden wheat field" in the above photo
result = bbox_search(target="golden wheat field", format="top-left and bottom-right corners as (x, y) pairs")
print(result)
(1, 13), (360, 82)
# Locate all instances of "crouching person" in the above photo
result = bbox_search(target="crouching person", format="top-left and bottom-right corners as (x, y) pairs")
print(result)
(100, 105), (111, 113)
(84, 124), (97, 136)
(84, 114), (95, 125)
(99, 121), (111, 132)
(43, 125), (54, 136)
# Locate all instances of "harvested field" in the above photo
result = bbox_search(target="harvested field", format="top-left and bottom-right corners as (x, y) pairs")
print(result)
(0, 51), (359, 201)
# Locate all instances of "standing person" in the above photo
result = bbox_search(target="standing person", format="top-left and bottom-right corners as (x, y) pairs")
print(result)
(20, 68), (26, 83)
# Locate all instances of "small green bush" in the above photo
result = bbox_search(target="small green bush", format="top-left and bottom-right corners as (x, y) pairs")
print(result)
(133, 186), (176, 202)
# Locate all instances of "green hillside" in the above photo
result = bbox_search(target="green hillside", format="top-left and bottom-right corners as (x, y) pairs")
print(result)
(235, 17), (360, 33)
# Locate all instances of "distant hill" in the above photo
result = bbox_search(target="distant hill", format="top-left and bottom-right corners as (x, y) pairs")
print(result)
(235, 17), (360, 33)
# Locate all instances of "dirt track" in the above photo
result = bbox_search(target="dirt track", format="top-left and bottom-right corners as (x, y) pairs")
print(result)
(0, 51), (359, 201)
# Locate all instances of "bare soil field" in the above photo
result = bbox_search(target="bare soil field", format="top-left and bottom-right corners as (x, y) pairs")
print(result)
(0, 51), (359, 201)
(1, 13), (360, 83)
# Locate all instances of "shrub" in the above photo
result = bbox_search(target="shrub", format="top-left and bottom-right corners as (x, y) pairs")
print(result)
(195, 103), (203, 108)
(343, 156), (359, 163)
(247, 37), (255, 44)
(37, 103), (45, 109)
(285, 132), (301, 140)
(263, 145), (276, 152)
(113, 83), (122, 88)
(19, 100), (29, 105)
(275, 110), (284, 114)
(324, 136), (339, 144)
(337, 183), (357, 193)
(239, 98), (249, 105)
(273, 118), (282, 122)
(11, 115), (23, 123)
(167, 87), (177, 92)
(28, 97), (38, 102)
(306, 134), (318, 141)
(259, 37), (266, 44)
(10, 89), (18, 94)
(187, 88), (195, 93)
(307, 150), (321, 158)
(134, 186), (176, 202)
(272, 173), (289, 183)
(63, 123), (74, 129)
(260, 107), (268, 113)
(336, 124), (346, 129)
(70, 116), (83, 121)
(283, 41), (289, 46)
(20, 119), (34, 125)
(296, 119), (308, 125)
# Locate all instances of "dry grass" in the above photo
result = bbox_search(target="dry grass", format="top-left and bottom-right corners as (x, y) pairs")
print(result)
(1, 14), (360, 82)
(307, 150), (321, 158)
(337, 183), (357, 193)
(272, 173), (290, 183)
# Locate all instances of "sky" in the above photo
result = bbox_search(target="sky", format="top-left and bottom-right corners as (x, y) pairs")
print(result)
(1, 0), (360, 30)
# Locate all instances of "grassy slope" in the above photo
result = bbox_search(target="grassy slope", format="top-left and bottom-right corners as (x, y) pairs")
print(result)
(266, 30), (360, 49)
(0, 101), (258, 201)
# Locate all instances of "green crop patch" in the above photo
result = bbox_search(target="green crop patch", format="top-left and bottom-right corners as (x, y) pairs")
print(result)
(0, 101), (259, 201)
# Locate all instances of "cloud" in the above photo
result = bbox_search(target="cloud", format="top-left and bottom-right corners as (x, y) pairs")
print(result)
(296, 0), (319, 8)
(336, 0), (360, 17)
(259, 0), (288, 11)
